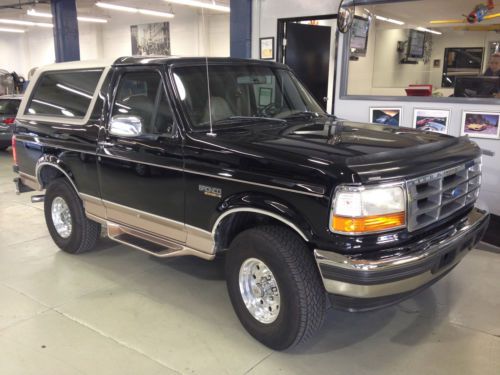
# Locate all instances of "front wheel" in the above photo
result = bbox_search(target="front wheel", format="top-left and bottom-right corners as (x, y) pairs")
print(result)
(44, 178), (101, 254)
(225, 226), (326, 350)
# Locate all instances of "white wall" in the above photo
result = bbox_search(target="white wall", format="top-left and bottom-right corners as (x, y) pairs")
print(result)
(252, 0), (499, 216)
(0, 8), (229, 77)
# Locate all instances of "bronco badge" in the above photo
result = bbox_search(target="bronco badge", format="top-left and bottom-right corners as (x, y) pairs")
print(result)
(199, 184), (222, 198)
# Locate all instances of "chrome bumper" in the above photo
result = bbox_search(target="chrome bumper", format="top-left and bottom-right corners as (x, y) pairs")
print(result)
(315, 207), (489, 301)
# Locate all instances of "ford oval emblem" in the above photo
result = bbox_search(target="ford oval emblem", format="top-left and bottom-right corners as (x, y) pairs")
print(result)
(444, 187), (463, 200)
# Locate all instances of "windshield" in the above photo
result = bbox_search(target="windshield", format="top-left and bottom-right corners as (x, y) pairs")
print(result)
(172, 64), (325, 129)
(0, 99), (20, 116)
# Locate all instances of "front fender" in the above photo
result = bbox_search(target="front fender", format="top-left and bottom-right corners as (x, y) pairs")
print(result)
(212, 192), (314, 241)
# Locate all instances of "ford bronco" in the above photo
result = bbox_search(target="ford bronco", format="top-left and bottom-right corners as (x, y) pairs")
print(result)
(12, 57), (489, 350)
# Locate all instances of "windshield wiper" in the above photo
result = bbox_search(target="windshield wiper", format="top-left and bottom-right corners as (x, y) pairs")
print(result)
(199, 116), (286, 127)
(283, 111), (321, 120)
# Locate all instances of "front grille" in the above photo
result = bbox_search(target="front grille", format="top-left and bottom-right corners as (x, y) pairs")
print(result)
(407, 158), (481, 232)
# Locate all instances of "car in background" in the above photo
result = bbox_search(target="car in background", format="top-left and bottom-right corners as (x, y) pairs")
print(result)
(0, 94), (22, 150)
(467, 123), (488, 131)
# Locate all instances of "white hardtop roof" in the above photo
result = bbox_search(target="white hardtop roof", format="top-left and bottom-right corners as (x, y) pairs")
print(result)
(36, 58), (117, 73)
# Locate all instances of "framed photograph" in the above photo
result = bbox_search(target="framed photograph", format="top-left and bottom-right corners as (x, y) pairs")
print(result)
(260, 37), (274, 60)
(131, 22), (171, 56)
(413, 109), (450, 134)
(369, 107), (402, 127)
(461, 111), (500, 139)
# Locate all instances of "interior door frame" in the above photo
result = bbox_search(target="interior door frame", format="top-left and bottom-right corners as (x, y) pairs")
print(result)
(276, 14), (339, 114)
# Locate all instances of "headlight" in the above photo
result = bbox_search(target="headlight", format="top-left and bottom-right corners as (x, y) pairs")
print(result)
(330, 184), (406, 234)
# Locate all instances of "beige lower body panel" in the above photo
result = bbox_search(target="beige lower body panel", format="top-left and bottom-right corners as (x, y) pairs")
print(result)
(19, 172), (41, 191)
(80, 194), (215, 260)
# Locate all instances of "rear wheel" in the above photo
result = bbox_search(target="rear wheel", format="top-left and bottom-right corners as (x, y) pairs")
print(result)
(225, 225), (326, 350)
(44, 178), (101, 254)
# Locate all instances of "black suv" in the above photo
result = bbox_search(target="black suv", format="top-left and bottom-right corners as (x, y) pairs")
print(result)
(12, 57), (489, 350)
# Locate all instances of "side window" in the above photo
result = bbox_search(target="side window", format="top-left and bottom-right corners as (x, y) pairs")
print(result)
(112, 71), (174, 136)
(26, 69), (103, 118)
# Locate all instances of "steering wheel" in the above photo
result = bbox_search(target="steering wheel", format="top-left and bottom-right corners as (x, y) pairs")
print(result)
(257, 102), (283, 117)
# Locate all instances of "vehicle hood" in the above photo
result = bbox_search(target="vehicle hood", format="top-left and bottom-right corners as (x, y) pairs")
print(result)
(188, 119), (481, 186)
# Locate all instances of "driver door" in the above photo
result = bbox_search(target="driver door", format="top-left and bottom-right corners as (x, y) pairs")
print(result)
(97, 67), (186, 242)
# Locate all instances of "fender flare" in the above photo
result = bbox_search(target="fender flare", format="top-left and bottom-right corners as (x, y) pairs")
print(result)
(211, 192), (313, 242)
(35, 155), (79, 193)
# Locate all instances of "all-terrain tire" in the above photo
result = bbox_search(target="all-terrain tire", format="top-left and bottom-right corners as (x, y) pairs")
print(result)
(225, 225), (326, 350)
(44, 178), (100, 254)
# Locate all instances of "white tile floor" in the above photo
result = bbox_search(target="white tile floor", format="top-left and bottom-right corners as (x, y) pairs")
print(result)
(1, 149), (499, 375)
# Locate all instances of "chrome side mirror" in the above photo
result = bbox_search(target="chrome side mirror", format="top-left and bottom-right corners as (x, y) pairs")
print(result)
(109, 115), (143, 137)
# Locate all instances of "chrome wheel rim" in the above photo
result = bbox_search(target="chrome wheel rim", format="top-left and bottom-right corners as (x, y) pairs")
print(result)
(51, 197), (72, 239)
(239, 258), (281, 324)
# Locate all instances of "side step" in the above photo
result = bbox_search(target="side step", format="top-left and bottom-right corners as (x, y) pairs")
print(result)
(107, 222), (213, 260)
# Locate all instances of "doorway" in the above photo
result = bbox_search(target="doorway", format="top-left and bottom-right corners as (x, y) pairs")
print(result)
(277, 15), (338, 114)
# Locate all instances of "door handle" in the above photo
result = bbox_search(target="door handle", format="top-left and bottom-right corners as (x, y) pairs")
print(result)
(98, 141), (115, 147)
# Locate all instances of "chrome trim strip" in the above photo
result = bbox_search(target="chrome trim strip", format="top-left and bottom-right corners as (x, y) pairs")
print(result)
(212, 207), (309, 242)
(35, 161), (78, 192)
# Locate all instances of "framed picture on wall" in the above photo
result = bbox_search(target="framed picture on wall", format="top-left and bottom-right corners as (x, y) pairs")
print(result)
(131, 22), (171, 56)
(413, 108), (450, 134)
(369, 107), (402, 127)
(260, 37), (275, 60)
(461, 111), (500, 139)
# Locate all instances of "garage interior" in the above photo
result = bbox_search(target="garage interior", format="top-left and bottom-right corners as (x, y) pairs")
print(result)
(1, 0), (500, 374)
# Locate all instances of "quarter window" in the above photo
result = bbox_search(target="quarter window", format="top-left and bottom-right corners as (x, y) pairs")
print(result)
(26, 69), (103, 118)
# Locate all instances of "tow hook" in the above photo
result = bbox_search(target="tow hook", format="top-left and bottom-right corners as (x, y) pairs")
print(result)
(31, 195), (45, 203)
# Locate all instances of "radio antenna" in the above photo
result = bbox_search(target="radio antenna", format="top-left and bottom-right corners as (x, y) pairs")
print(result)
(202, 7), (216, 137)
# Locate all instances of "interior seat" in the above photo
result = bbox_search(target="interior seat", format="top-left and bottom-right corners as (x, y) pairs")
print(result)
(202, 96), (234, 124)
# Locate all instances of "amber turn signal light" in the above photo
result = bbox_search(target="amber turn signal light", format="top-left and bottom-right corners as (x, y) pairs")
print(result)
(332, 212), (406, 234)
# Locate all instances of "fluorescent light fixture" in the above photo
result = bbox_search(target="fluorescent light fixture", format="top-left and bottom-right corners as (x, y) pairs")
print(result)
(0, 19), (53, 28)
(96, 2), (174, 18)
(28, 9), (108, 23)
(375, 15), (405, 25)
(164, 0), (230, 13)
(95, 2), (136, 13)
(77, 16), (108, 23)
(138, 9), (175, 18)
(416, 26), (442, 35)
(27, 9), (52, 18)
(0, 27), (25, 33)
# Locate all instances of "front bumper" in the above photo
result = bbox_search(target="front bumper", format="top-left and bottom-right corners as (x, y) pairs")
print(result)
(315, 207), (489, 311)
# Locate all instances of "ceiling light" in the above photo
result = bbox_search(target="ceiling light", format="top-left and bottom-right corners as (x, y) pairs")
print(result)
(0, 27), (25, 33)
(138, 9), (175, 18)
(28, 9), (108, 23)
(375, 15), (405, 25)
(96, 2), (174, 18)
(416, 26), (442, 35)
(77, 16), (108, 23)
(27, 9), (52, 18)
(164, 0), (230, 13)
(0, 19), (53, 28)
(95, 2), (136, 13)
